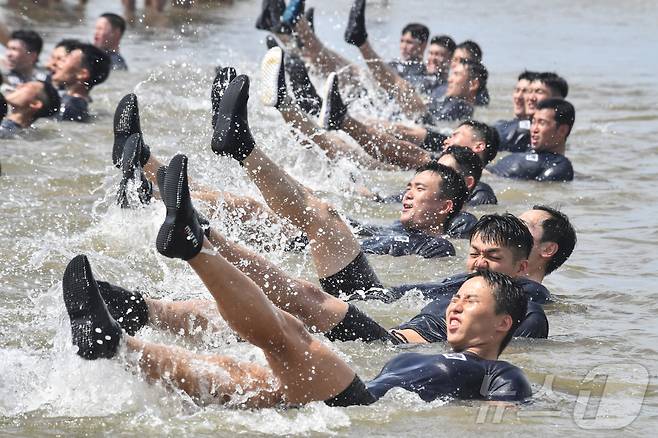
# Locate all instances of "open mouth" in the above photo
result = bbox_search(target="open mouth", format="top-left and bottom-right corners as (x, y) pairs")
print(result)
(402, 202), (413, 210)
(448, 315), (461, 331)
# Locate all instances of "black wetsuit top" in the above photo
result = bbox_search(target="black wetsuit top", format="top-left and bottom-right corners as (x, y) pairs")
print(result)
(388, 59), (428, 91)
(0, 119), (22, 139)
(366, 351), (532, 402)
(494, 118), (531, 153)
(1, 67), (48, 93)
(358, 220), (455, 259)
(107, 51), (128, 71)
(488, 151), (574, 182)
(424, 96), (473, 124)
(475, 88), (490, 106)
(445, 211), (477, 239)
(468, 181), (497, 206)
(59, 94), (90, 122)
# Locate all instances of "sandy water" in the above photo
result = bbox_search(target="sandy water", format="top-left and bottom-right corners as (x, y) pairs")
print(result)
(1, 0), (657, 435)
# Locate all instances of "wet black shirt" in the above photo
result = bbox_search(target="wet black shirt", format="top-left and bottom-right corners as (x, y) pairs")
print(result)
(424, 96), (473, 124)
(0, 119), (22, 139)
(107, 51), (128, 71)
(494, 118), (531, 153)
(445, 211), (477, 239)
(468, 181), (497, 206)
(488, 151), (574, 182)
(358, 220), (455, 259)
(366, 351), (532, 402)
(59, 94), (90, 122)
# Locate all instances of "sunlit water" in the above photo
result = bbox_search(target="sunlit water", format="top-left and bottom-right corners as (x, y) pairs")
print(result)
(1, 0), (657, 436)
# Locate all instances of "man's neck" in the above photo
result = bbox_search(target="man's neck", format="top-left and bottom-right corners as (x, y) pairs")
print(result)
(14, 65), (35, 80)
(65, 83), (90, 100)
(465, 345), (499, 361)
(7, 111), (34, 128)
(524, 265), (546, 284)
(534, 143), (566, 156)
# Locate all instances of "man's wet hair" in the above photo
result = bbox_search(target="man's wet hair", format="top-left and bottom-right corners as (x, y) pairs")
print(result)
(77, 43), (111, 89)
(100, 13), (127, 36)
(430, 35), (456, 53)
(401, 23), (430, 44)
(462, 60), (488, 96)
(34, 80), (61, 119)
(456, 40), (482, 62)
(536, 98), (576, 136)
(443, 146), (483, 188)
(465, 269), (528, 355)
(414, 161), (468, 224)
(55, 38), (83, 53)
(536, 72), (569, 98)
(10, 30), (43, 57)
(518, 70), (539, 82)
(470, 213), (533, 262)
(532, 205), (577, 275)
(458, 119), (499, 165)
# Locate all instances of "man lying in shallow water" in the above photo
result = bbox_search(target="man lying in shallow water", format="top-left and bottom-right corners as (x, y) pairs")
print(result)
(62, 154), (532, 406)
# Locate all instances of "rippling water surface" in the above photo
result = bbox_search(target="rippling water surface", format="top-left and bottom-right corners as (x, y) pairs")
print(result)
(1, 0), (657, 436)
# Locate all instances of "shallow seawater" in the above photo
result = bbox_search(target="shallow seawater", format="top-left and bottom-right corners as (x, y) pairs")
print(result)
(1, 0), (657, 436)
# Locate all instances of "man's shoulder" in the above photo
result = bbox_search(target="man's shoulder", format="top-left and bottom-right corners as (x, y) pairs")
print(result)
(481, 358), (533, 400)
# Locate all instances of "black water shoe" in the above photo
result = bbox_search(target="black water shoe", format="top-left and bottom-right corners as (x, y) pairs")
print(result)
(344, 0), (367, 47)
(156, 154), (204, 260)
(63, 255), (122, 360)
(319, 73), (347, 130)
(210, 75), (256, 162)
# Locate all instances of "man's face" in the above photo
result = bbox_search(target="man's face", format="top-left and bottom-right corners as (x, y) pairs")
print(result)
(524, 80), (552, 116)
(6, 39), (37, 73)
(446, 62), (474, 99)
(94, 17), (118, 50)
(399, 32), (425, 62)
(46, 46), (68, 75)
(400, 170), (447, 231)
(427, 43), (451, 74)
(467, 233), (527, 277)
(519, 209), (553, 271)
(513, 79), (530, 118)
(530, 108), (566, 152)
(446, 276), (505, 352)
(450, 47), (474, 70)
(444, 124), (480, 150)
(5, 81), (44, 110)
(52, 49), (84, 86)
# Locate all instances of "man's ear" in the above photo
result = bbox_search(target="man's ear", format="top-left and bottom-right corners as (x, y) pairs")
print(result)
(440, 198), (454, 216)
(465, 175), (476, 191)
(28, 100), (44, 113)
(471, 140), (486, 154)
(77, 67), (91, 85)
(468, 77), (480, 95)
(516, 259), (529, 276)
(557, 124), (570, 140)
(540, 241), (558, 260)
(497, 314), (513, 334)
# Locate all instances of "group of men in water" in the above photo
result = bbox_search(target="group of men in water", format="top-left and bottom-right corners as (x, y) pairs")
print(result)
(0, 12), (127, 138)
(10, 0), (579, 410)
